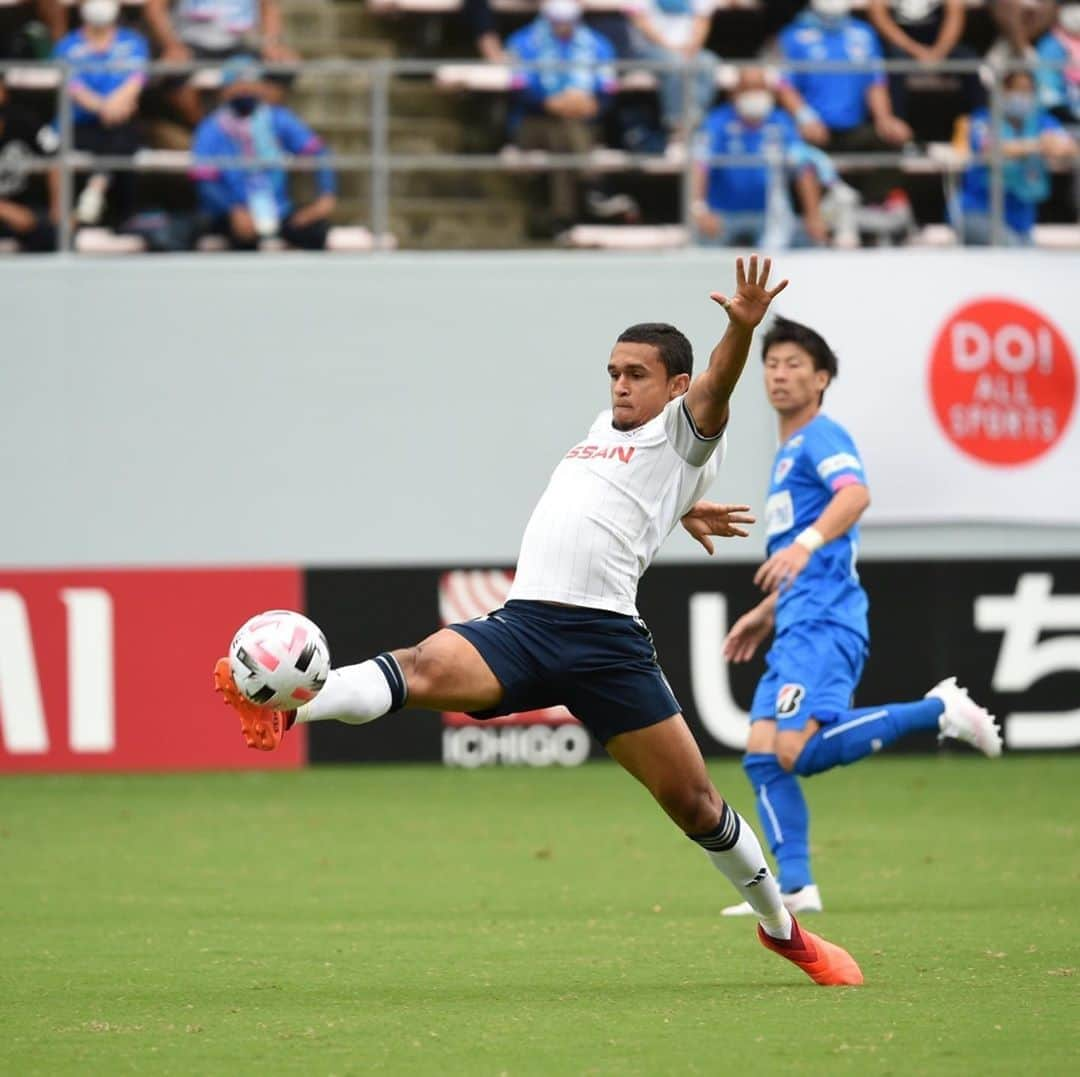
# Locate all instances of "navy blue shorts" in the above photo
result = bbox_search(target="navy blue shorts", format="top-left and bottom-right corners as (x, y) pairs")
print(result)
(447, 600), (681, 745)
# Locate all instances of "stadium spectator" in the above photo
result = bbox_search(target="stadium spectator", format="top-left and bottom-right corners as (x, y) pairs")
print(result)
(0, 76), (58, 250)
(626, 0), (719, 148)
(866, 1), (984, 125)
(190, 57), (337, 250)
(1035, 2), (1080, 123)
(989, 0), (1060, 62)
(463, 0), (508, 63)
(952, 68), (1078, 244)
(54, 0), (149, 226)
(0, 1), (65, 60)
(507, 0), (633, 234)
(144, 0), (299, 125)
(775, 0), (913, 208)
(692, 67), (830, 248)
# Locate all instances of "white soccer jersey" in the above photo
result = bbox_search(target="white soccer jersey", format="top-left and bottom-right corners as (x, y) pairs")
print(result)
(508, 395), (726, 616)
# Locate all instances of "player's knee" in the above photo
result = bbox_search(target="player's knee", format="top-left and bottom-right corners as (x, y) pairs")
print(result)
(394, 644), (435, 696)
(662, 783), (723, 835)
(776, 743), (802, 772)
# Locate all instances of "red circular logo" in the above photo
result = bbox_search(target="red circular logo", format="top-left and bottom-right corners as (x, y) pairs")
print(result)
(928, 297), (1076, 466)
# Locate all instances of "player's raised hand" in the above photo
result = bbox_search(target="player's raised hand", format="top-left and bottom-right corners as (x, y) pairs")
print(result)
(681, 501), (755, 556)
(709, 254), (789, 332)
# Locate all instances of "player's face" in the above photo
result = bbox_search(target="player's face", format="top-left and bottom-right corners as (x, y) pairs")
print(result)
(763, 343), (829, 416)
(607, 343), (687, 431)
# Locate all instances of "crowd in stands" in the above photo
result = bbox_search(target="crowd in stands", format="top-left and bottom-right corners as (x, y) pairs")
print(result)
(0, 0), (1078, 252)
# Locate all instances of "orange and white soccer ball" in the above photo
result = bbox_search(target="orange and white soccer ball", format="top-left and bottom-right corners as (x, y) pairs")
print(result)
(228, 610), (331, 710)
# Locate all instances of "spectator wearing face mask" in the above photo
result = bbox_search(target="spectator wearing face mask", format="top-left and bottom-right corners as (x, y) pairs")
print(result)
(53, 0), (150, 226)
(625, 0), (719, 147)
(1034, 2), (1080, 123)
(692, 68), (831, 248)
(508, 0), (635, 233)
(866, 1), (984, 126)
(190, 57), (337, 250)
(775, 0), (913, 208)
(953, 68), (1077, 244)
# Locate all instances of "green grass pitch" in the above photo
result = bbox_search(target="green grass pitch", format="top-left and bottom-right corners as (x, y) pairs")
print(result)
(2, 756), (1078, 1075)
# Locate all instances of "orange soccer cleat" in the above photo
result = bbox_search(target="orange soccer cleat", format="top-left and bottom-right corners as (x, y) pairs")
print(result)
(213, 657), (295, 751)
(757, 917), (864, 987)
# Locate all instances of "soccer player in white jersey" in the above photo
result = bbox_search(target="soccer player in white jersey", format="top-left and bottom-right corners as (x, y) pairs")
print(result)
(214, 256), (863, 987)
(716, 316), (1002, 919)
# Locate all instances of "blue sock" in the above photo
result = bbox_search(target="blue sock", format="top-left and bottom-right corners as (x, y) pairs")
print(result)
(794, 699), (945, 777)
(743, 753), (813, 893)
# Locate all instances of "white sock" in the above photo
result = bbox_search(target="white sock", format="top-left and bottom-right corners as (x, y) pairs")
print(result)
(693, 805), (793, 941)
(294, 655), (405, 725)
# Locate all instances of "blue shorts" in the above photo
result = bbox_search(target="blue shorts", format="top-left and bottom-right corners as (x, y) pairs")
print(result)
(750, 621), (868, 732)
(448, 600), (681, 745)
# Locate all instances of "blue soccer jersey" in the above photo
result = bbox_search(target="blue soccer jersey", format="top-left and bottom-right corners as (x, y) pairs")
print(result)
(763, 413), (868, 637)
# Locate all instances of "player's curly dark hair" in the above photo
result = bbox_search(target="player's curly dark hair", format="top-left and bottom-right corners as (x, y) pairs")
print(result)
(615, 323), (694, 379)
(760, 317), (838, 402)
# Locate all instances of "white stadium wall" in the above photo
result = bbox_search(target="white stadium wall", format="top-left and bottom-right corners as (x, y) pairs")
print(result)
(2, 249), (1079, 569)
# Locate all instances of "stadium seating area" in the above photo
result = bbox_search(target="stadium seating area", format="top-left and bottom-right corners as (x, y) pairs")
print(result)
(0, 0), (1077, 251)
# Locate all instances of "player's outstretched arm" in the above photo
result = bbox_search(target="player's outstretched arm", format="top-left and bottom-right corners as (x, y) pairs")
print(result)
(683, 255), (788, 438)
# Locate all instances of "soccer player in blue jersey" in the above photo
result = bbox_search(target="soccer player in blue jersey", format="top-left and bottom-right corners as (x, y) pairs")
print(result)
(717, 316), (1002, 917)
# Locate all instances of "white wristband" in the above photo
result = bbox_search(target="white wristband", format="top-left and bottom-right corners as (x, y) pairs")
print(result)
(795, 527), (825, 553)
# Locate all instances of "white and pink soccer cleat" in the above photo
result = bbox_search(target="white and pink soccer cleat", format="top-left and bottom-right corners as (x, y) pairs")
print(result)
(926, 677), (1003, 758)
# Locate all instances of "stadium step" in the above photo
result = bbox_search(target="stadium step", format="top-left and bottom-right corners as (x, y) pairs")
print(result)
(294, 37), (399, 60)
(296, 170), (523, 202)
(281, 1), (390, 44)
(319, 116), (465, 154)
(292, 79), (464, 122)
(330, 196), (529, 249)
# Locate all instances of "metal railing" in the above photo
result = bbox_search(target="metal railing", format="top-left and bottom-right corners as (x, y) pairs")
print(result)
(1, 55), (1075, 252)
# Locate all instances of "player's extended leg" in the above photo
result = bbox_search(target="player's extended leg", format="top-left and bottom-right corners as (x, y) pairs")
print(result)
(215, 629), (504, 750)
(791, 679), (1003, 777)
(605, 714), (862, 986)
(722, 718), (822, 916)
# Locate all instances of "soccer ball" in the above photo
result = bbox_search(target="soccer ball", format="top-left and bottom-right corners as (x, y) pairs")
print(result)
(229, 610), (331, 710)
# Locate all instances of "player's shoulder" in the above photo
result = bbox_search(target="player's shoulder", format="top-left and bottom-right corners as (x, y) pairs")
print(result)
(806, 411), (857, 446)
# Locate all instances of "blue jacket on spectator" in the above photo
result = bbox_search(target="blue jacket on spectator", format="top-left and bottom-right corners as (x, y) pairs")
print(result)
(700, 104), (812, 213)
(506, 16), (616, 132)
(191, 103), (336, 220)
(54, 27), (149, 127)
(778, 12), (885, 132)
(958, 106), (1065, 237)
(1035, 31), (1080, 121)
